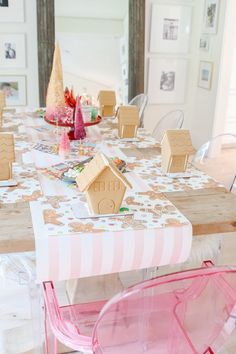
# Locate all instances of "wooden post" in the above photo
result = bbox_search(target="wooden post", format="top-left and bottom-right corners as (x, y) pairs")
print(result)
(37, 0), (55, 107)
(128, 0), (145, 101)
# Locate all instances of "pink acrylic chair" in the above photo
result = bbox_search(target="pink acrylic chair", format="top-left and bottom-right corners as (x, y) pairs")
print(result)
(43, 262), (236, 353)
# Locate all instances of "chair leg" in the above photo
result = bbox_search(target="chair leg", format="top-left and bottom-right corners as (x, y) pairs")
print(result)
(230, 175), (236, 192)
(44, 305), (58, 354)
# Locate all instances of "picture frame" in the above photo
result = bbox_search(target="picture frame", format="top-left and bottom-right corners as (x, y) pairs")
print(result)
(147, 58), (188, 104)
(203, 0), (219, 34)
(0, 34), (26, 68)
(0, 75), (27, 106)
(0, 0), (24, 22)
(199, 35), (210, 51)
(149, 4), (192, 53)
(198, 61), (213, 90)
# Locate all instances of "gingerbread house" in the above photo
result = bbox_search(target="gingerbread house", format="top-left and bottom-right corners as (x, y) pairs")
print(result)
(98, 90), (116, 117)
(76, 153), (131, 214)
(161, 130), (195, 173)
(117, 105), (139, 139)
(0, 133), (15, 180)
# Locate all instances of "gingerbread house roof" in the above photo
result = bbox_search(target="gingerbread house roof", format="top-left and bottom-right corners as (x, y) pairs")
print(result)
(76, 153), (132, 192)
(0, 133), (15, 163)
(162, 130), (195, 156)
(98, 90), (116, 106)
(117, 105), (139, 125)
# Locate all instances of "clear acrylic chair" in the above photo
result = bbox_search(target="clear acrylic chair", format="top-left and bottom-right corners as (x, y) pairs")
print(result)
(152, 110), (184, 143)
(0, 253), (44, 354)
(128, 93), (148, 127)
(43, 261), (236, 353)
(192, 133), (236, 191)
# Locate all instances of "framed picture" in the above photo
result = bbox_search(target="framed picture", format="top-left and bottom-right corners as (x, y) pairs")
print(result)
(0, 34), (26, 68)
(199, 35), (210, 51)
(203, 0), (219, 34)
(0, 0), (24, 22)
(0, 76), (27, 106)
(149, 4), (192, 53)
(148, 58), (188, 104)
(198, 61), (213, 90)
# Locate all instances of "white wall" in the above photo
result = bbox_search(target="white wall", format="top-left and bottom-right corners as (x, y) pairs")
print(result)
(0, 0), (39, 108)
(213, 0), (236, 138)
(144, 0), (227, 148)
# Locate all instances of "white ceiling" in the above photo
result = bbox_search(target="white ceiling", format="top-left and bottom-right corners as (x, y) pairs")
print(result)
(55, 0), (128, 20)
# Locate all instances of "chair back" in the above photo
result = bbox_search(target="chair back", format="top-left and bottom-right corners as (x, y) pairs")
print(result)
(192, 133), (236, 191)
(92, 263), (236, 353)
(129, 93), (148, 127)
(152, 110), (184, 143)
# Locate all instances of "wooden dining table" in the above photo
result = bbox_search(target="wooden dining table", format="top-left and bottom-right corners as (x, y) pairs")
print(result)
(0, 110), (236, 283)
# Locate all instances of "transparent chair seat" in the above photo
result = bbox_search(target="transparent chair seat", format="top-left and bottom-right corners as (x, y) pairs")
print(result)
(43, 262), (236, 353)
(192, 133), (236, 191)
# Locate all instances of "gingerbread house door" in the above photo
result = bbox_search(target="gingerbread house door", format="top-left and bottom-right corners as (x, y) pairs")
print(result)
(98, 198), (115, 214)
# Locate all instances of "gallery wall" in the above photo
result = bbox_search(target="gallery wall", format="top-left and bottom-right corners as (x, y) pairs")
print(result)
(144, 0), (227, 148)
(189, 0), (227, 147)
(0, 0), (39, 108)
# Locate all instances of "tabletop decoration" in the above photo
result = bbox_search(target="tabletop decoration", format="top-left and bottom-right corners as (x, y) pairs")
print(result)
(64, 87), (76, 108)
(161, 130), (195, 173)
(0, 132), (16, 182)
(98, 90), (116, 117)
(76, 153), (132, 214)
(117, 105), (139, 139)
(74, 96), (86, 140)
(59, 130), (71, 156)
(46, 86), (101, 140)
(45, 43), (73, 124)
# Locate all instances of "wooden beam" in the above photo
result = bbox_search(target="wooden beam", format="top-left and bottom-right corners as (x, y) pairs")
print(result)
(37, 0), (55, 107)
(128, 0), (145, 101)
